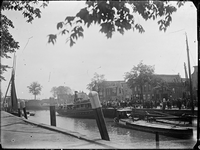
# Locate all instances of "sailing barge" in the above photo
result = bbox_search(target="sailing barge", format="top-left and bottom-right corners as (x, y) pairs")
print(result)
(114, 108), (193, 139)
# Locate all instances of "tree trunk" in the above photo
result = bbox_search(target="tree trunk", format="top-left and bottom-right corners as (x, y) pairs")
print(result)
(34, 95), (36, 100)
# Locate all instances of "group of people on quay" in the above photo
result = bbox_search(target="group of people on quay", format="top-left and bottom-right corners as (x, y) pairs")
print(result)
(101, 97), (197, 110)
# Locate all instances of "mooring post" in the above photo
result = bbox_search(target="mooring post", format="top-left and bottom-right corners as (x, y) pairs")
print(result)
(18, 102), (21, 117)
(155, 132), (159, 149)
(50, 97), (56, 126)
(89, 91), (110, 141)
(21, 100), (27, 119)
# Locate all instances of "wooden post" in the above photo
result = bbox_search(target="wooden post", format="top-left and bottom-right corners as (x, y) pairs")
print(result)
(50, 97), (56, 126)
(21, 100), (27, 119)
(17, 102), (21, 117)
(89, 91), (110, 141)
(155, 132), (159, 149)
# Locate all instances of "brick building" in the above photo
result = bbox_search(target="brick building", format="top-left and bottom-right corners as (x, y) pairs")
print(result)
(97, 74), (186, 104)
(128, 74), (185, 102)
(98, 80), (132, 102)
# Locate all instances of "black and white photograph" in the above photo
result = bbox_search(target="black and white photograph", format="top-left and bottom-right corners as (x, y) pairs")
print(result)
(1, 0), (199, 149)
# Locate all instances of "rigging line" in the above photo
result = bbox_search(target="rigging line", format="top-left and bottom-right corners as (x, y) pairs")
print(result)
(22, 36), (33, 52)
(174, 48), (184, 72)
(168, 29), (185, 34)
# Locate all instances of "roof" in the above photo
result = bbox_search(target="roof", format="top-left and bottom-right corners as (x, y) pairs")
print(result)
(154, 74), (182, 83)
(102, 80), (125, 88)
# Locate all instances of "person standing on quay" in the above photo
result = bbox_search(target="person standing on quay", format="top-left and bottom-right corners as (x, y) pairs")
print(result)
(177, 98), (182, 110)
(162, 98), (166, 111)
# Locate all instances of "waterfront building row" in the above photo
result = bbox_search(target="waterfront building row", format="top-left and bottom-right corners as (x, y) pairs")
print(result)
(98, 69), (198, 103)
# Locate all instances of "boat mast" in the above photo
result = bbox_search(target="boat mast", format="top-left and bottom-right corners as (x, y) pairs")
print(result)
(185, 33), (194, 115)
(3, 53), (18, 111)
(184, 62), (188, 80)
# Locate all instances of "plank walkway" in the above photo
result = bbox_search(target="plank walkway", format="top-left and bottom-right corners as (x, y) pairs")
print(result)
(1, 111), (118, 149)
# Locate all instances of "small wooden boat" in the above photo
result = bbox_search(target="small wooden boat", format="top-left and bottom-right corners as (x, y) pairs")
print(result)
(114, 108), (193, 139)
(26, 111), (35, 116)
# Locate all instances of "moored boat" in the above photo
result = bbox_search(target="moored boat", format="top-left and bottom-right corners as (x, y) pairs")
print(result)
(56, 99), (117, 119)
(114, 108), (193, 139)
(26, 111), (35, 116)
(56, 100), (95, 119)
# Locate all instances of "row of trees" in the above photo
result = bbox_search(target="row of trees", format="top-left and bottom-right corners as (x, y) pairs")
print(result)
(27, 82), (74, 100)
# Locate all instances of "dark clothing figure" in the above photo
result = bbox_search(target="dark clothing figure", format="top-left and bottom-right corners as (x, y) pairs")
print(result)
(177, 99), (182, 110)
(167, 100), (171, 109)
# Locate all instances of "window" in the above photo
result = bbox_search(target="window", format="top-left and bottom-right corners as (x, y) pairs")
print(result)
(144, 85), (146, 92)
(149, 85), (151, 91)
(148, 94), (150, 100)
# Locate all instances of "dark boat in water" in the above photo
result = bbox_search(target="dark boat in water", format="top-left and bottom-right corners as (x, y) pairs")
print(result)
(56, 99), (117, 119)
(114, 108), (193, 139)
(56, 100), (95, 119)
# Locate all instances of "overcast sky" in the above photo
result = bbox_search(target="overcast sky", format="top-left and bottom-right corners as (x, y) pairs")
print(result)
(2, 1), (197, 100)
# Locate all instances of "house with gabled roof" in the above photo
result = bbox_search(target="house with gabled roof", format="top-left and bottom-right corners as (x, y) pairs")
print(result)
(131, 73), (185, 102)
(99, 80), (132, 102)
(153, 74), (184, 100)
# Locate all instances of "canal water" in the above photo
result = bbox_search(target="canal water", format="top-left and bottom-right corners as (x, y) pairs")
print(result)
(28, 110), (197, 149)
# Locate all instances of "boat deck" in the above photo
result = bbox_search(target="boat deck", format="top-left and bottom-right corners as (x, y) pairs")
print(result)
(120, 118), (192, 130)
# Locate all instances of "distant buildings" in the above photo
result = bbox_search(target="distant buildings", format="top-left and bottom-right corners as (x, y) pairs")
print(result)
(151, 74), (184, 101)
(54, 67), (198, 104)
(98, 80), (132, 102)
(98, 74), (187, 103)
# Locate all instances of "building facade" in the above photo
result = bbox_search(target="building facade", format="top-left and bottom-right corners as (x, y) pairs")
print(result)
(191, 66), (198, 100)
(96, 74), (187, 104)
(99, 80), (132, 102)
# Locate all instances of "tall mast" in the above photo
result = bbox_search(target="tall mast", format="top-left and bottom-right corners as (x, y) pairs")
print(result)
(184, 62), (188, 79)
(185, 33), (194, 115)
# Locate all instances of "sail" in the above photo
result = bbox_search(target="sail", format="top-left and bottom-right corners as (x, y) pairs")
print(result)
(10, 54), (18, 111)
(10, 73), (18, 111)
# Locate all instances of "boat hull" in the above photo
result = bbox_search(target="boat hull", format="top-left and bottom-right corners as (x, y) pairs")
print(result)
(56, 107), (117, 119)
(114, 119), (193, 139)
(56, 108), (95, 119)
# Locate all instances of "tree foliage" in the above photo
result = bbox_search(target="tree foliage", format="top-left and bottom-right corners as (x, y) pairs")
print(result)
(27, 81), (42, 100)
(48, 1), (185, 47)
(1, 1), (49, 81)
(87, 72), (106, 95)
(124, 61), (155, 103)
(151, 75), (169, 90)
(50, 86), (73, 99)
(50, 86), (57, 98)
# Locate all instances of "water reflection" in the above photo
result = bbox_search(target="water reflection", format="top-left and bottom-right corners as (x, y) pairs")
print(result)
(29, 110), (196, 148)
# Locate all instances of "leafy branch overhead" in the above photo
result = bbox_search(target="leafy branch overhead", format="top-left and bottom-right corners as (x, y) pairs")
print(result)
(48, 1), (184, 47)
(1, 1), (49, 81)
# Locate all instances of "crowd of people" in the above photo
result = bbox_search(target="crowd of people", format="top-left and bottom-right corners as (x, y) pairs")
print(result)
(101, 98), (197, 110)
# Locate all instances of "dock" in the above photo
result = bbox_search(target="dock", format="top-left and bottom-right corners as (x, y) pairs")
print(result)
(1, 111), (118, 149)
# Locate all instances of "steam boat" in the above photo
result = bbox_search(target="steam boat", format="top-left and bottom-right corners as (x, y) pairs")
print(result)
(56, 99), (95, 119)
